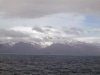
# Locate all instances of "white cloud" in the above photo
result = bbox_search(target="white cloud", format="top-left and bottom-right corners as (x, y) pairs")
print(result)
(75, 37), (100, 43)
(0, 25), (100, 47)
(32, 13), (85, 27)
(0, 29), (29, 38)
(0, 13), (86, 28)
(0, 26), (78, 46)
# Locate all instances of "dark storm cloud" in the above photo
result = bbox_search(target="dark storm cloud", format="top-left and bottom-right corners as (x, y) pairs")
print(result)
(0, 0), (100, 18)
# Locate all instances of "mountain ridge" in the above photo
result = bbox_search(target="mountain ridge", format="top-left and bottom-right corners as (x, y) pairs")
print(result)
(0, 41), (100, 56)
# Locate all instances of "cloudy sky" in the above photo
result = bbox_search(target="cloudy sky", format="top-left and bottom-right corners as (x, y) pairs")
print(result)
(0, 0), (100, 47)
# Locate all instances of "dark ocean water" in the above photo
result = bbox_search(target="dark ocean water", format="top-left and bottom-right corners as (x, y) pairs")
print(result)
(0, 54), (100, 75)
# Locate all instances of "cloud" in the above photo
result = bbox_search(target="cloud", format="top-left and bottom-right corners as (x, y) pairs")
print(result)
(0, 0), (100, 18)
(76, 37), (100, 44)
(10, 26), (78, 39)
(0, 26), (100, 47)
(64, 28), (100, 35)
(0, 29), (29, 38)
(33, 26), (44, 33)
(0, 26), (79, 46)
(63, 27), (86, 35)
(88, 29), (100, 33)
(0, 13), (86, 28)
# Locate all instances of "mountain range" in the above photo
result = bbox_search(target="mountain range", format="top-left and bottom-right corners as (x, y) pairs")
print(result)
(0, 41), (100, 56)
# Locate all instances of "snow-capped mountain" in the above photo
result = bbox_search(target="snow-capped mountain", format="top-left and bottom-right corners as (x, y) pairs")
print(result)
(0, 26), (100, 55)
(0, 41), (100, 55)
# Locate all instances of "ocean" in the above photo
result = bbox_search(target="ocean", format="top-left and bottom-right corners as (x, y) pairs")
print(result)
(0, 54), (100, 75)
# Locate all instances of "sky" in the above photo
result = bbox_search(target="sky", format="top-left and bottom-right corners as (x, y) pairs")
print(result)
(0, 0), (100, 47)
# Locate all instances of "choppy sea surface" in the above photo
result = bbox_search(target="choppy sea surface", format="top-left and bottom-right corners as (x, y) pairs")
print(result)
(0, 54), (100, 75)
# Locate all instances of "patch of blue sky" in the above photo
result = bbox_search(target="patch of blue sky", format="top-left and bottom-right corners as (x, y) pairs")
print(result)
(83, 14), (100, 29)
